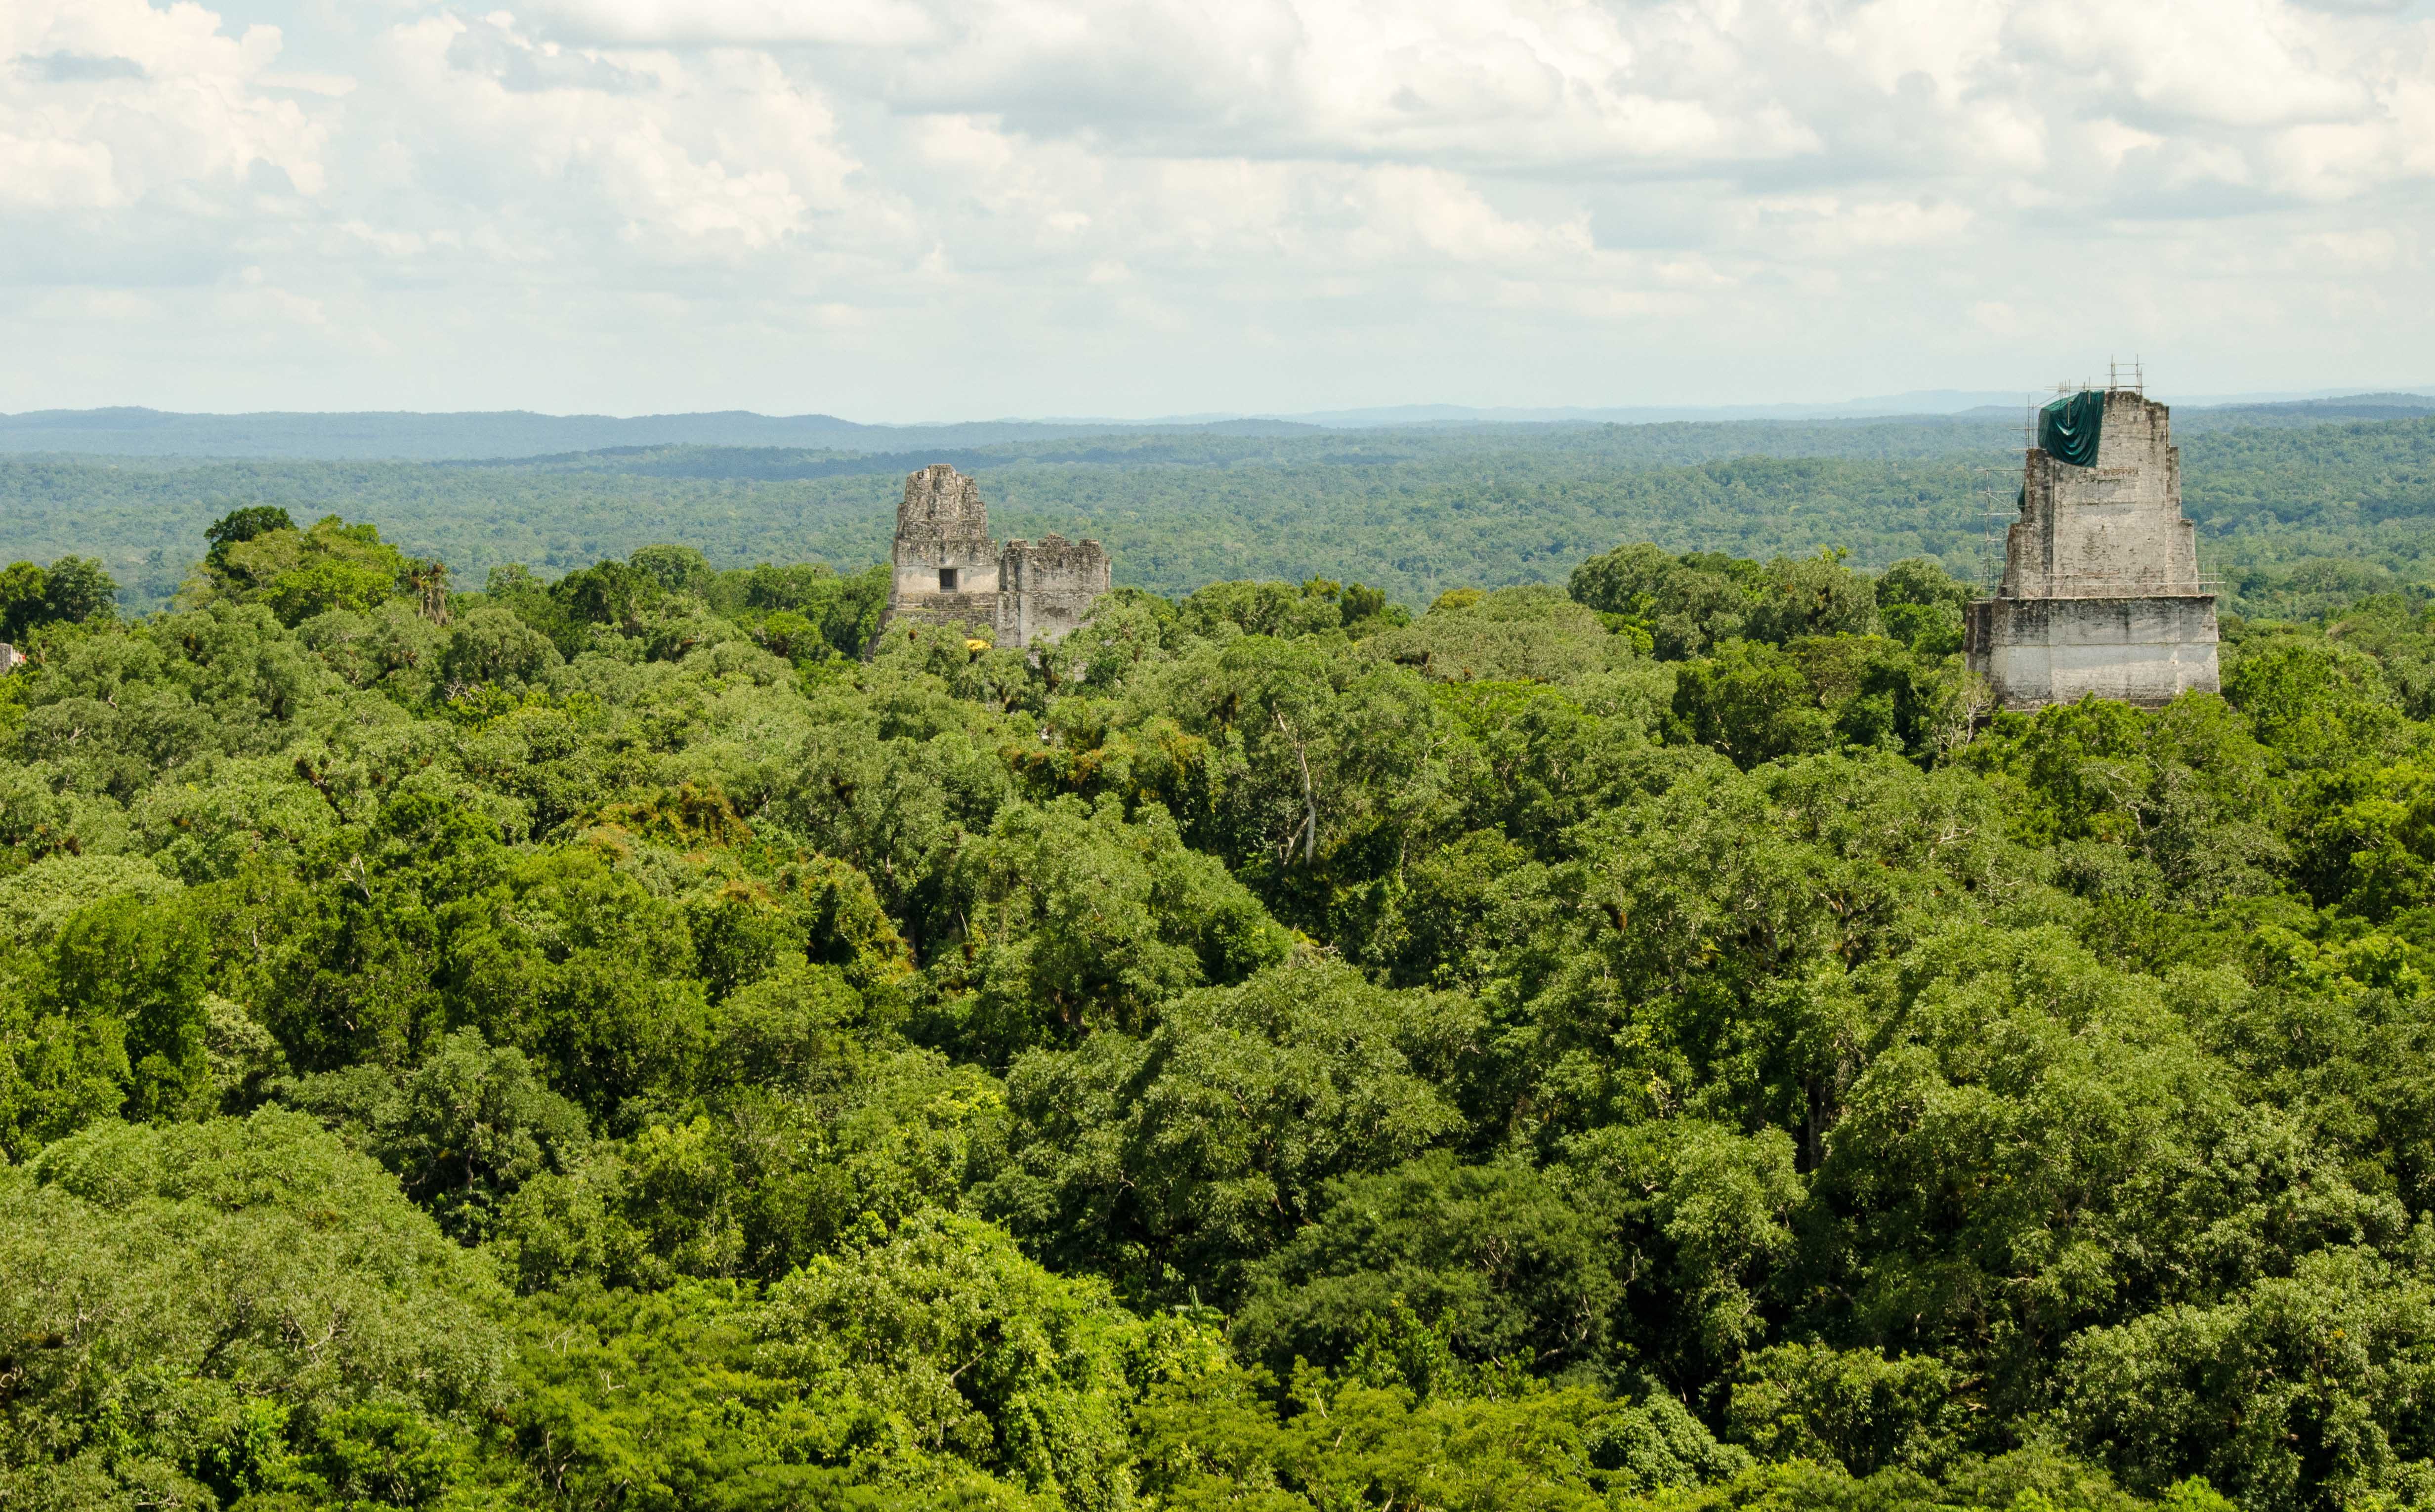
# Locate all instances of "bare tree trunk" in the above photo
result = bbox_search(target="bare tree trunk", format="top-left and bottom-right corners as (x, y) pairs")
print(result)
(1274, 709), (1318, 864)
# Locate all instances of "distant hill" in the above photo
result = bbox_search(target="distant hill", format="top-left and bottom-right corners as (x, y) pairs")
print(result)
(1272, 392), (2034, 426)
(9, 391), (2425, 462)
(2188, 392), (2435, 424)
(0, 401), (2010, 462)
(446, 412), (2028, 485)
(1937, 393), (2435, 435)
(0, 408), (1325, 462)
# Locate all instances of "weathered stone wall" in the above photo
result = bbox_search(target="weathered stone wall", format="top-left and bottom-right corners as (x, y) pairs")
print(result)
(885, 463), (1001, 631)
(1969, 388), (2220, 711)
(1966, 595), (2221, 707)
(1999, 390), (2201, 600)
(997, 534), (1111, 647)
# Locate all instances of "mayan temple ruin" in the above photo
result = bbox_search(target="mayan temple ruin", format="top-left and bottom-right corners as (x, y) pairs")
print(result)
(1964, 381), (2221, 710)
(882, 463), (1113, 646)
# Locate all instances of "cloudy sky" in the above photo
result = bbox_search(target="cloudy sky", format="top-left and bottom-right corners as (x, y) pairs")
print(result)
(5, 0), (2433, 419)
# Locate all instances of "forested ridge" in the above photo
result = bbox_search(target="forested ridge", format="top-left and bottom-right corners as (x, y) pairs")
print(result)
(2, 393), (2421, 463)
(14, 508), (2435, 1512)
(4, 412), (2430, 616)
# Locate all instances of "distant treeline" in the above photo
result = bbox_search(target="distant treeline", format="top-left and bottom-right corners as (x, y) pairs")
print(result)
(4, 391), (2426, 460)
(0, 415), (2428, 617)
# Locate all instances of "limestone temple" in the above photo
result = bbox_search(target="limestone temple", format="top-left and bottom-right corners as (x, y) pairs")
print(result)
(1964, 384), (2221, 710)
(881, 463), (1112, 646)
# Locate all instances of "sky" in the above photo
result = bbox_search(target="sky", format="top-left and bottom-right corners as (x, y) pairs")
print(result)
(4, 0), (2434, 420)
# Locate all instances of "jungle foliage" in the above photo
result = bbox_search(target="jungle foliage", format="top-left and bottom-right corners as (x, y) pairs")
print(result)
(7, 513), (2435, 1512)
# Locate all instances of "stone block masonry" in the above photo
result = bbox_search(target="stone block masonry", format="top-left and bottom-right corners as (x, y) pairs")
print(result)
(879, 464), (1112, 646)
(888, 463), (999, 614)
(998, 534), (1112, 647)
(1965, 386), (2220, 710)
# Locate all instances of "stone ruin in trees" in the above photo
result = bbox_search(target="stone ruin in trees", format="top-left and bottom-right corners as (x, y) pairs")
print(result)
(1965, 381), (2221, 710)
(880, 463), (1113, 648)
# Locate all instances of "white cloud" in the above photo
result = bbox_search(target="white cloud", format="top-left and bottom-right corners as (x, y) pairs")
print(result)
(518, 0), (941, 48)
(370, 12), (867, 258)
(0, 134), (121, 211)
(1, 0), (329, 214)
(1, 0), (2432, 415)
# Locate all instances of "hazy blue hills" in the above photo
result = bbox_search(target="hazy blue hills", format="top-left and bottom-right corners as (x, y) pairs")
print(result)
(2192, 392), (2435, 424)
(6, 391), (2426, 462)
(448, 413), (2031, 482)
(0, 407), (1329, 461)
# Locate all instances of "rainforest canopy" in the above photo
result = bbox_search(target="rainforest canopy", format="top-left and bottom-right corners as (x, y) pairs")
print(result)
(2038, 389), (2104, 467)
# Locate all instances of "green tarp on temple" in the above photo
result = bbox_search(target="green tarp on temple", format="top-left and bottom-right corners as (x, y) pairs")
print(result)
(2039, 388), (2104, 467)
